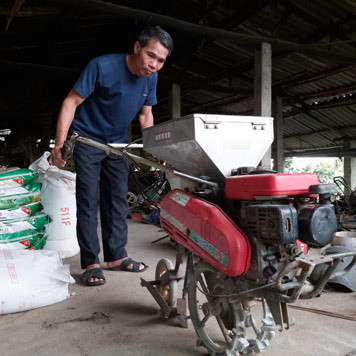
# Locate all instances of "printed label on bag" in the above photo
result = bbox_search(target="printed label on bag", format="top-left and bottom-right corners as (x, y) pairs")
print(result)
(3, 250), (12, 260)
(7, 263), (19, 284)
(61, 207), (71, 226)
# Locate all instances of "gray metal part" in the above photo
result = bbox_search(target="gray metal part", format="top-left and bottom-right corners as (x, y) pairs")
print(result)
(309, 245), (356, 292)
(327, 245), (356, 292)
(148, 139), (224, 182)
(244, 204), (299, 244)
(244, 237), (270, 283)
(143, 113), (274, 183)
(298, 203), (337, 247)
(328, 267), (356, 292)
(265, 299), (283, 327)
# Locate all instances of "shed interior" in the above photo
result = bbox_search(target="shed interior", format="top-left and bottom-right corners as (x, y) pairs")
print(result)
(1, 0), (356, 165)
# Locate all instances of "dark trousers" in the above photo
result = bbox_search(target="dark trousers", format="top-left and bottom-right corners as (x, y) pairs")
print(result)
(73, 141), (128, 269)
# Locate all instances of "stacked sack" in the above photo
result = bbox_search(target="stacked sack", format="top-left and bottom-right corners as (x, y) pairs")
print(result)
(30, 152), (79, 258)
(0, 168), (50, 250)
(0, 249), (75, 315)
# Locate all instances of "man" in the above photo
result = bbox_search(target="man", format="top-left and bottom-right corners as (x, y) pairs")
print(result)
(50, 26), (173, 286)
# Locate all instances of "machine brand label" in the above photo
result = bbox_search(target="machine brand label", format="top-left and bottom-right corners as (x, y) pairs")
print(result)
(170, 192), (190, 207)
(189, 230), (228, 266)
(155, 130), (171, 142)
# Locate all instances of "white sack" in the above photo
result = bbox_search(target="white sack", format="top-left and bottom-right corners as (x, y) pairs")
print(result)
(30, 152), (79, 258)
(0, 249), (75, 315)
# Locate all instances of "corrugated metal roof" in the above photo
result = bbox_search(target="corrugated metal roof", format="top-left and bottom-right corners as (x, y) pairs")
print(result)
(1, 0), (356, 156)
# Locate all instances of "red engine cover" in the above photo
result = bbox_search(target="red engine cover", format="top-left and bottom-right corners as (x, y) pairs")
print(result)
(225, 173), (319, 200)
(160, 190), (251, 277)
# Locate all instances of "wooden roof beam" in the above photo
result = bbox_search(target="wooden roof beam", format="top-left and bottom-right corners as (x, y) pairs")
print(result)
(281, 97), (339, 145)
(280, 0), (330, 34)
(283, 96), (356, 120)
(158, 74), (250, 94)
(189, 63), (356, 112)
(284, 147), (356, 158)
(212, 0), (273, 30)
(299, 84), (356, 101)
(48, 0), (356, 63)
(309, 97), (356, 111)
(207, 12), (356, 85)
(4, 0), (26, 31)
(0, 59), (80, 75)
(284, 124), (356, 140)
(279, 64), (356, 89)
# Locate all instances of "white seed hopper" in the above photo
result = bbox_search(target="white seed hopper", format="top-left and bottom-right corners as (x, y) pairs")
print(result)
(143, 114), (274, 183)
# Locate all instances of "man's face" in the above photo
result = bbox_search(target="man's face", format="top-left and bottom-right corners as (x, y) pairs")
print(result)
(134, 39), (169, 76)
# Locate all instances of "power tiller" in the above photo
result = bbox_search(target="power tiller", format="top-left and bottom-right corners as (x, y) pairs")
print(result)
(63, 114), (356, 356)
(139, 114), (356, 356)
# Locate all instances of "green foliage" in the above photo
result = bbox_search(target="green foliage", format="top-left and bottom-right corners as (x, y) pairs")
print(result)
(284, 158), (343, 184)
(284, 158), (294, 171)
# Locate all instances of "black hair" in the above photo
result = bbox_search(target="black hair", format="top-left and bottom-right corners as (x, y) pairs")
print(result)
(138, 26), (173, 55)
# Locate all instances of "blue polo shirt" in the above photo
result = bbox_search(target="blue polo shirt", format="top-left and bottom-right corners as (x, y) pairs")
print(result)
(70, 54), (157, 143)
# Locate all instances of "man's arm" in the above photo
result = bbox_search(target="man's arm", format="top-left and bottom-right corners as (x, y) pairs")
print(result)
(138, 105), (154, 129)
(49, 88), (85, 167)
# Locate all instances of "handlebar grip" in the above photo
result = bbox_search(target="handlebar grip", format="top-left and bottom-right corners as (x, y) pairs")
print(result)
(61, 140), (74, 161)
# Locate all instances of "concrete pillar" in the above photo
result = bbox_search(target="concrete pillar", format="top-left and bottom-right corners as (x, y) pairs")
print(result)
(254, 42), (272, 169)
(344, 141), (356, 190)
(272, 96), (284, 172)
(169, 83), (181, 119)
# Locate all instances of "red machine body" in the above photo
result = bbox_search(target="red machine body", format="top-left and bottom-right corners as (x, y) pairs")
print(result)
(160, 190), (252, 277)
(225, 173), (319, 200)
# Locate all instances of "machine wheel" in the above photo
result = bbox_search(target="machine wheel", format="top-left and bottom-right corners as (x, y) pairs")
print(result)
(188, 260), (275, 356)
(127, 191), (137, 208)
(155, 258), (177, 307)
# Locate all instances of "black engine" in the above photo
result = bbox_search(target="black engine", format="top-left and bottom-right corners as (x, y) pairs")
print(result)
(230, 182), (337, 283)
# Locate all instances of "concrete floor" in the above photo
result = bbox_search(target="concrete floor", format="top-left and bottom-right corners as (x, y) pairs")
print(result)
(1, 219), (356, 356)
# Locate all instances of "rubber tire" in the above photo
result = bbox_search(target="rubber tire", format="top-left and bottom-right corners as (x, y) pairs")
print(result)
(155, 258), (177, 307)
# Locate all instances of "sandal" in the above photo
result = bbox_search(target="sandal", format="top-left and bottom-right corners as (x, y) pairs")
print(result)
(108, 258), (148, 273)
(83, 267), (106, 286)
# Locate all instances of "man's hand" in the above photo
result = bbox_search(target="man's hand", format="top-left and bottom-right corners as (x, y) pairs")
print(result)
(49, 145), (66, 167)
(49, 88), (85, 167)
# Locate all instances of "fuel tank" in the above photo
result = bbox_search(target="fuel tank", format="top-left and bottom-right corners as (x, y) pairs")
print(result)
(160, 190), (252, 277)
(225, 173), (319, 200)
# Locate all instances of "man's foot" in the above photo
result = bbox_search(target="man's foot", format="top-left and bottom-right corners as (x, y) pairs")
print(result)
(107, 257), (148, 272)
(83, 264), (106, 286)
